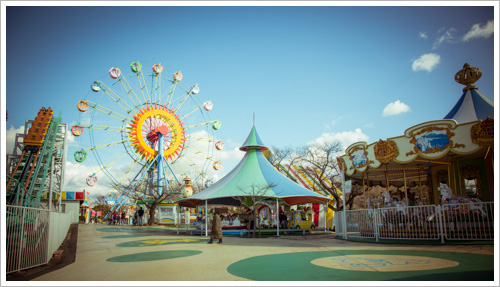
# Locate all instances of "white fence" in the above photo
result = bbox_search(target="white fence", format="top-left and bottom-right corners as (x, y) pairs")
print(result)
(336, 202), (494, 242)
(6, 205), (75, 274)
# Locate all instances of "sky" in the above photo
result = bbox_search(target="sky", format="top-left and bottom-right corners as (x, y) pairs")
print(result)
(2, 2), (497, 198)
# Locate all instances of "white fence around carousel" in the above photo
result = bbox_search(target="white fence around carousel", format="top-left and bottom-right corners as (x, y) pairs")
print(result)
(6, 205), (75, 274)
(335, 202), (494, 242)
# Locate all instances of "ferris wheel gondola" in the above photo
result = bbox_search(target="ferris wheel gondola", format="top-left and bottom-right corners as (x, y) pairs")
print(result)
(74, 60), (224, 201)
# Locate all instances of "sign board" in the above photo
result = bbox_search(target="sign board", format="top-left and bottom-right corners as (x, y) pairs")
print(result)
(185, 212), (190, 224)
(343, 180), (352, 194)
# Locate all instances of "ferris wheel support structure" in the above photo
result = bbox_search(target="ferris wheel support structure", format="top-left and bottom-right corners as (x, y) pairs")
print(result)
(103, 127), (180, 221)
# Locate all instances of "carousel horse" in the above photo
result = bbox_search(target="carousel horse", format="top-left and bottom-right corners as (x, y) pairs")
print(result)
(381, 190), (407, 218)
(438, 183), (487, 217)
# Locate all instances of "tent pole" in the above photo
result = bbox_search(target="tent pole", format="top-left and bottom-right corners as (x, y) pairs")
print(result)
(276, 198), (279, 236)
(325, 202), (328, 233)
(177, 204), (180, 235)
(205, 200), (208, 237)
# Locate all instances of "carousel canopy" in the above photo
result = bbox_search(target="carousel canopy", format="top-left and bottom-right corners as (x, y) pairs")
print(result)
(443, 88), (494, 124)
(338, 63), (493, 186)
(178, 126), (330, 208)
(444, 63), (493, 124)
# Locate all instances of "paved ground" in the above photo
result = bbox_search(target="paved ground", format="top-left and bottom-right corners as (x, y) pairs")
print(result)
(17, 224), (496, 282)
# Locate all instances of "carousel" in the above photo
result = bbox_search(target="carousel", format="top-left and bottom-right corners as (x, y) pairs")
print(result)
(337, 63), (494, 242)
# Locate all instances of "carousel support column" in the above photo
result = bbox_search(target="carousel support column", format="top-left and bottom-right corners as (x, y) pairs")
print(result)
(205, 200), (208, 237)
(449, 155), (457, 196)
(417, 164), (423, 204)
(403, 165), (409, 206)
(362, 173), (366, 209)
(457, 163), (464, 199)
(385, 164), (389, 191)
(276, 198), (279, 236)
(447, 163), (453, 190)
(366, 172), (371, 209)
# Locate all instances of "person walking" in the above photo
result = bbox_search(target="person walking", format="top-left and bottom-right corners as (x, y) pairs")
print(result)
(138, 207), (144, 226)
(207, 209), (223, 244)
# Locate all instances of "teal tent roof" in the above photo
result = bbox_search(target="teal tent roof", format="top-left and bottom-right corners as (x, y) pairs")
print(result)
(178, 126), (330, 208)
(239, 125), (268, 151)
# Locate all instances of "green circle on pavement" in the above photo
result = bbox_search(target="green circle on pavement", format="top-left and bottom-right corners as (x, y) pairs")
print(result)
(106, 250), (202, 262)
(227, 250), (493, 281)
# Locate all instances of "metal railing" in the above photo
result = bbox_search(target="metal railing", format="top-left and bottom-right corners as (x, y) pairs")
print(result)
(6, 205), (74, 274)
(336, 202), (494, 242)
(441, 202), (494, 240)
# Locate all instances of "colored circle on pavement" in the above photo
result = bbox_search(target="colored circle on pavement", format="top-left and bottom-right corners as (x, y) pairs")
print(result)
(311, 254), (459, 272)
(117, 238), (208, 247)
(106, 250), (202, 263)
(227, 250), (493, 281)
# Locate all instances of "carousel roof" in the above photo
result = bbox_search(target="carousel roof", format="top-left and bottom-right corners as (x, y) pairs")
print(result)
(443, 88), (494, 124)
(177, 125), (330, 208)
(444, 63), (493, 123)
(338, 63), (494, 186)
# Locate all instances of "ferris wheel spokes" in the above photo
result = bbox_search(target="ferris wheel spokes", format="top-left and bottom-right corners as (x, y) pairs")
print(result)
(99, 81), (135, 112)
(79, 123), (124, 133)
(86, 100), (128, 122)
(118, 75), (143, 108)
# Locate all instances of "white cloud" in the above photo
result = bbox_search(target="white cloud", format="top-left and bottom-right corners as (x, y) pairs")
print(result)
(463, 20), (494, 42)
(323, 116), (343, 130)
(432, 28), (457, 49)
(382, 100), (411, 117)
(308, 128), (369, 152)
(412, 53), (441, 72)
(364, 122), (374, 129)
(419, 32), (428, 39)
(6, 125), (25, 155)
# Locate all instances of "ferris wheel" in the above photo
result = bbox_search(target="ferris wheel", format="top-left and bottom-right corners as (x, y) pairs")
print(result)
(73, 60), (224, 199)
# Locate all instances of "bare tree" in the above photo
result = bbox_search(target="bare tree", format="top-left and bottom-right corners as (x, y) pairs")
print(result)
(108, 179), (182, 225)
(271, 141), (364, 211)
(268, 145), (302, 183)
(233, 183), (277, 238)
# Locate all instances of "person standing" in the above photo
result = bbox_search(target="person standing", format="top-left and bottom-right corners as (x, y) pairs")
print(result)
(207, 209), (223, 244)
(138, 207), (144, 226)
(121, 211), (126, 225)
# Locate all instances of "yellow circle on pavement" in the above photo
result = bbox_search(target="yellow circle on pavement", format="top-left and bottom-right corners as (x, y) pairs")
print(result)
(311, 254), (459, 272)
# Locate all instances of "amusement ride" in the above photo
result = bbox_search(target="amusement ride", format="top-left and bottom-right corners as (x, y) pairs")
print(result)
(73, 61), (224, 217)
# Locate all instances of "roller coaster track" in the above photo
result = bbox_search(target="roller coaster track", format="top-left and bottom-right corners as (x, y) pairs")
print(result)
(6, 109), (63, 208)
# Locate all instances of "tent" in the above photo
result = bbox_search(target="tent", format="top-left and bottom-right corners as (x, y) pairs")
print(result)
(177, 125), (330, 208)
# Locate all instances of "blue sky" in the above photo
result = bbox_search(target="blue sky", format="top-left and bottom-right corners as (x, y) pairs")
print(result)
(2, 3), (497, 196)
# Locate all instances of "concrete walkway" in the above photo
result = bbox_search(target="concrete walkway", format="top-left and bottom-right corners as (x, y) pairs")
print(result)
(31, 224), (494, 282)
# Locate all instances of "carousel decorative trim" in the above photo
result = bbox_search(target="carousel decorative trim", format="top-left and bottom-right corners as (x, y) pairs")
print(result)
(455, 63), (482, 92)
(348, 146), (373, 170)
(373, 139), (399, 164)
(470, 117), (494, 147)
(406, 126), (465, 157)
